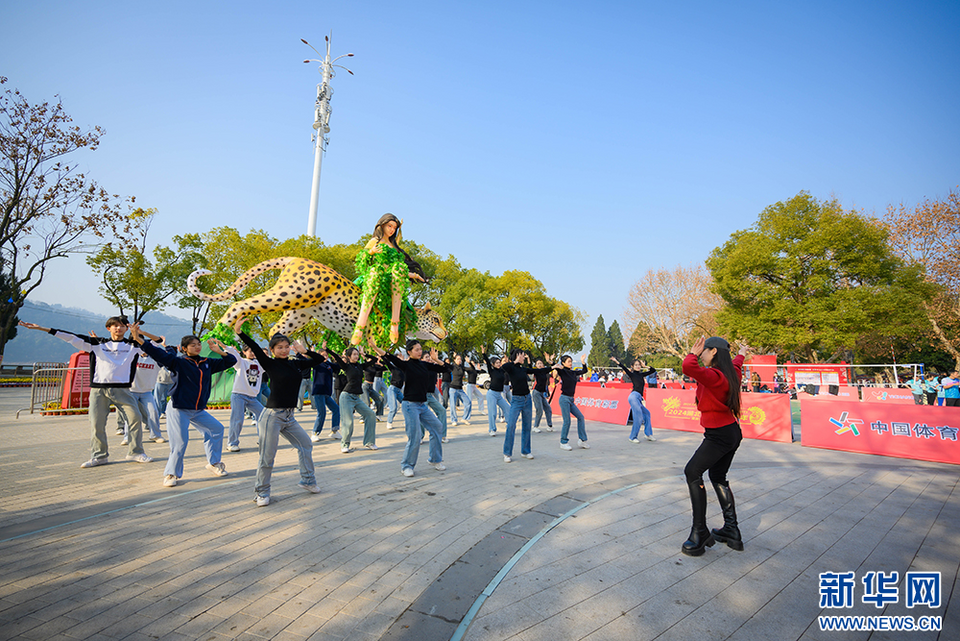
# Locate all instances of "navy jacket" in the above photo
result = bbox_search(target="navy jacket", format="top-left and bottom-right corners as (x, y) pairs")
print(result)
(140, 340), (236, 410)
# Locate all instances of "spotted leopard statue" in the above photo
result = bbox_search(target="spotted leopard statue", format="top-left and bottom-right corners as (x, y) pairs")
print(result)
(187, 257), (447, 348)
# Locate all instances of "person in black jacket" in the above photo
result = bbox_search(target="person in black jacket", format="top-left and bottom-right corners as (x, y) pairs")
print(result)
(235, 319), (323, 507)
(327, 347), (377, 453)
(500, 350), (553, 462)
(132, 326), (237, 487)
(611, 356), (657, 442)
(553, 354), (589, 451)
(481, 345), (510, 437)
(372, 340), (449, 477)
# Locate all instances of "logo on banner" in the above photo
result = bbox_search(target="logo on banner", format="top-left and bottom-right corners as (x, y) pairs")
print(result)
(660, 395), (700, 421)
(830, 411), (864, 436)
(741, 406), (766, 426)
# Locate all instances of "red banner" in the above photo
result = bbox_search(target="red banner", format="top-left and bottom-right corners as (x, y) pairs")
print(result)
(549, 385), (632, 425)
(645, 389), (793, 443)
(860, 388), (916, 404)
(800, 399), (960, 465)
(62, 352), (91, 409)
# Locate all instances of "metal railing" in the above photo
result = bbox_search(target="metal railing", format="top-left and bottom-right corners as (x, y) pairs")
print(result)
(15, 362), (89, 419)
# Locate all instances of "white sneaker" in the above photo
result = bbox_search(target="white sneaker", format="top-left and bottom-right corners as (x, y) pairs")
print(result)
(630, 438), (640, 443)
(341, 446), (353, 454)
(441, 437), (449, 443)
(153, 436), (166, 443)
(205, 462), (228, 477)
(521, 453), (534, 459)
(163, 474), (178, 487)
(256, 495), (270, 507)
(546, 426), (554, 432)
(120, 436), (129, 446)
(364, 443), (378, 450)
(503, 455), (512, 463)
(331, 431), (340, 439)
(560, 443), (573, 451)
(80, 457), (108, 468)
(125, 453), (153, 463)
(298, 482), (321, 493)
(402, 468), (415, 477)
(533, 427), (541, 433)
(227, 444), (241, 452)
(489, 431), (497, 437)
(387, 423), (394, 430)
(433, 462), (446, 471)
(645, 435), (657, 442)
(310, 433), (321, 442)
(578, 440), (590, 449)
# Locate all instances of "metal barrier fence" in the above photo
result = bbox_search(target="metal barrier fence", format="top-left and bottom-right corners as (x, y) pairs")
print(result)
(15, 362), (89, 419)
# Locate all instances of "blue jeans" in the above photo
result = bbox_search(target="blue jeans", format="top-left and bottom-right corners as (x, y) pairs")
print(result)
(229, 393), (264, 448)
(339, 392), (376, 447)
(154, 380), (174, 416)
(559, 395), (587, 444)
(504, 394), (532, 457)
(449, 388), (471, 422)
(467, 383), (486, 413)
(129, 390), (161, 439)
(387, 386), (404, 423)
(362, 381), (384, 416)
(427, 392), (448, 439)
(628, 391), (653, 439)
(256, 408), (316, 497)
(312, 394), (340, 434)
(401, 401), (443, 472)
(486, 390), (510, 434)
(165, 408), (225, 478)
(533, 390), (552, 428)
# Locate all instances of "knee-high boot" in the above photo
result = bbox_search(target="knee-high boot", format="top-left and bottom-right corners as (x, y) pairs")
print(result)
(682, 479), (715, 556)
(711, 481), (744, 551)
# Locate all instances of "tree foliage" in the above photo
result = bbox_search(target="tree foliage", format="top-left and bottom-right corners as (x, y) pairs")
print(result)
(607, 320), (625, 363)
(588, 314), (610, 366)
(707, 192), (935, 362)
(0, 77), (133, 363)
(623, 263), (722, 359)
(884, 187), (960, 368)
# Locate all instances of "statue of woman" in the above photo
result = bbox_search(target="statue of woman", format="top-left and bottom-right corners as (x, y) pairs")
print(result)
(351, 213), (426, 346)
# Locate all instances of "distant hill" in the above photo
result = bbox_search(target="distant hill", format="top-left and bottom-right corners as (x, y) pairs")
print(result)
(6, 301), (195, 365)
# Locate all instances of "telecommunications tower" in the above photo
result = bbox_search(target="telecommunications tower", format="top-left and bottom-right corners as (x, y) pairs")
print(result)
(302, 34), (354, 237)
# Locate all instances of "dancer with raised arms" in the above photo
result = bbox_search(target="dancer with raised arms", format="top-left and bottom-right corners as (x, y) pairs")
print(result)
(481, 345), (510, 438)
(500, 350), (553, 463)
(326, 346), (378, 453)
(680, 336), (748, 556)
(553, 354), (589, 451)
(611, 356), (657, 443)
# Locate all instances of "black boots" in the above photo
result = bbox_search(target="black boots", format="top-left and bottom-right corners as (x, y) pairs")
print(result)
(681, 480), (715, 556)
(710, 482), (744, 551)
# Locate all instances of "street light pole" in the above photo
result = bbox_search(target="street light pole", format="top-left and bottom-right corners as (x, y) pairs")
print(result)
(303, 34), (353, 237)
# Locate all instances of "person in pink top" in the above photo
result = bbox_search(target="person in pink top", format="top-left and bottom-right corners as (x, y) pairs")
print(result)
(680, 336), (749, 557)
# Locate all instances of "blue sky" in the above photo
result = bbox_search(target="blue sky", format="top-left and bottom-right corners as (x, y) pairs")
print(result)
(4, 0), (959, 342)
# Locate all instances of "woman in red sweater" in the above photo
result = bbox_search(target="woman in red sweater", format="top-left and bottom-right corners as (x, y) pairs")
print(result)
(680, 336), (748, 556)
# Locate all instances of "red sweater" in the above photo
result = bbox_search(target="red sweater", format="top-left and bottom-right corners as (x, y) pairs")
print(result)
(682, 353), (745, 428)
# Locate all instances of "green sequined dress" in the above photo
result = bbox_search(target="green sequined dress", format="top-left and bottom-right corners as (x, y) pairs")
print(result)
(353, 244), (416, 347)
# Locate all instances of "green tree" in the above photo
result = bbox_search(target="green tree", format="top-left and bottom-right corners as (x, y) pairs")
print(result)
(588, 314), (610, 366)
(607, 320), (625, 363)
(0, 77), (132, 364)
(707, 192), (935, 362)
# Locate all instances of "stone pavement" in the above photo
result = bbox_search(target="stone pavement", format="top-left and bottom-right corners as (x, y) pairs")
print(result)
(0, 387), (957, 641)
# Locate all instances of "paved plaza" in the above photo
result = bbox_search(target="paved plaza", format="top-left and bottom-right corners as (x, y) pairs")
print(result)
(1, 387), (957, 641)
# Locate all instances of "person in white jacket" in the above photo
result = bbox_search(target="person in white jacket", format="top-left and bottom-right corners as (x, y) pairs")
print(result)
(223, 342), (265, 452)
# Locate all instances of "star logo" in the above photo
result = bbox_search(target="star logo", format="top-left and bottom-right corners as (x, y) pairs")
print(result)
(830, 411), (863, 436)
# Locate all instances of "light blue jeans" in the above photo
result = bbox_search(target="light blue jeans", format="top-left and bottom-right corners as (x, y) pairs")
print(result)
(229, 392), (264, 448)
(154, 380), (174, 416)
(339, 392), (376, 447)
(628, 391), (653, 439)
(165, 408), (224, 478)
(386, 386), (404, 423)
(362, 381), (384, 416)
(129, 390), (161, 440)
(256, 408), (316, 498)
(533, 390), (552, 428)
(486, 390), (511, 434)
(467, 383), (486, 413)
(559, 395), (587, 444)
(449, 388), (471, 422)
(427, 392), (448, 439)
(504, 394), (532, 457)
(401, 401), (443, 472)
(311, 394), (340, 434)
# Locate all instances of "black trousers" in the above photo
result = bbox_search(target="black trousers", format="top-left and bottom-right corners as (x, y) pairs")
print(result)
(684, 421), (742, 485)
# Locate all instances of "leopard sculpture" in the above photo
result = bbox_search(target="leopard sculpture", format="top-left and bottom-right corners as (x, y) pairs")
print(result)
(187, 257), (447, 344)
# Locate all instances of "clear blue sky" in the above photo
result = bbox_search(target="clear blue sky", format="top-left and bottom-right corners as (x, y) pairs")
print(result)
(4, 0), (959, 342)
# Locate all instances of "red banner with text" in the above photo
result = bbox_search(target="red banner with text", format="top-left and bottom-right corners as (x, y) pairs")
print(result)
(549, 384), (632, 425)
(800, 399), (960, 465)
(645, 389), (793, 443)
